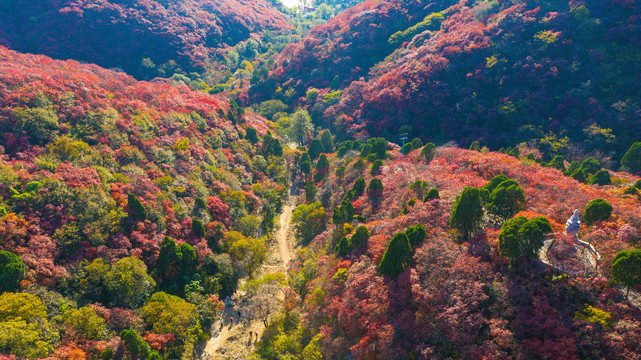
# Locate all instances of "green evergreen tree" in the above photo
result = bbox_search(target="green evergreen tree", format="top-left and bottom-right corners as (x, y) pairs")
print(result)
(423, 188), (440, 201)
(316, 154), (329, 170)
(192, 218), (206, 237)
(371, 159), (383, 175)
(584, 199), (613, 224)
(403, 142), (413, 154)
(498, 216), (528, 268)
(486, 179), (526, 220)
(300, 159), (312, 175)
(261, 133), (283, 157)
(589, 169), (612, 185)
(245, 127), (259, 143)
(406, 224), (427, 248)
(581, 157), (601, 176)
(621, 142), (641, 173)
(481, 174), (510, 201)
(300, 152), (312, 175)
(120, 329), (160, 359)
(612, 249), (641, 297)
(360, 144), (372, 158)
(350, 226), (370, 249)
(0, 250), (24, 293)
(308, 139), (323, 160)
(353, 177), (366, 196)
(449, 187), (484, 240)
(368, 178), (384, 200)
(320, 130), (334, 153)
(194, 197), (209, 214)
(370, 138), (388, 160)
(335, 237), (351, 257)
(547, 155), (566, 171)
(378, 232), (412, 278)
(411, 138), (423, 150)
(564, 161), (581, 176)
(421, 142), (436, 162)
(337, 144), (348, 157)
(159, 237), (181, 279)
(571, 167), (589, 183)
(127, 193), (146, 221)
(305, 181), (316, 203)
(469, 141), (481, 151)
(518, 217), (550, 257)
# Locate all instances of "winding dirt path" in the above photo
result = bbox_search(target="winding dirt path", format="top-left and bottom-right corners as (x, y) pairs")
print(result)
(199, 195), (296, 359)
(277, 197), (296, 267)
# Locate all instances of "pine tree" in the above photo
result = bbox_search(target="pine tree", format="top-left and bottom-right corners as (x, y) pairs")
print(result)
(584, 199), (612, 224)
(308, 139), (323, 159)
(368, 178), (384, 200)
(335, 237), (351, 257)
(371, 159), (383, 175)
(127, 193), (146, 221)
(0, 250), (25, 292)
(621, 142), (641, 173)
(192, 218), (206, 237)
(350, 225), (370, 249)
(421, 142), (436, 162)
(320, 129), (334, 153)
(378, 232), (412, 278)
(245, 127), (259, 144)
(612, 249), (641, 297)
(589, 169), (611, 185)
(305, 181), (316, 202)
(423, 188), (440, 201)
(449, 187), (484, 240)
(406, 224), (427, 248)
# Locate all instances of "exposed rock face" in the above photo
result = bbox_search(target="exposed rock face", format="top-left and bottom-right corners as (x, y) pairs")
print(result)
(565, 209), (581, 237)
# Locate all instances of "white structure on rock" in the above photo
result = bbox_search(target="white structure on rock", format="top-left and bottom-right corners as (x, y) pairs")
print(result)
(565, 209), (581, 237)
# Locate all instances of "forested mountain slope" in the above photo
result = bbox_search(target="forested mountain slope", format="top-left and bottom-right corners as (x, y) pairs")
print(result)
(273, 0), (458, 90)
(0, 0), (290, 79)
(261, 139), (641, 359)
(266, 0), (641, 160)
(0, 46), (288, 358)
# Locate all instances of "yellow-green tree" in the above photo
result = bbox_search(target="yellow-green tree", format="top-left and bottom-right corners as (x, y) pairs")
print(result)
(140, 292), (201, 356)
(62, 306), (106, 340)
(0, 292), (57, 358)
(223, 231), (267, 277)
(292, 202), (326, 244)
(105, 257), (156, 308)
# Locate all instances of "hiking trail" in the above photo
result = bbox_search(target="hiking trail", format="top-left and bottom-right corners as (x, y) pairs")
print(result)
(199, 195), (297, 359)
